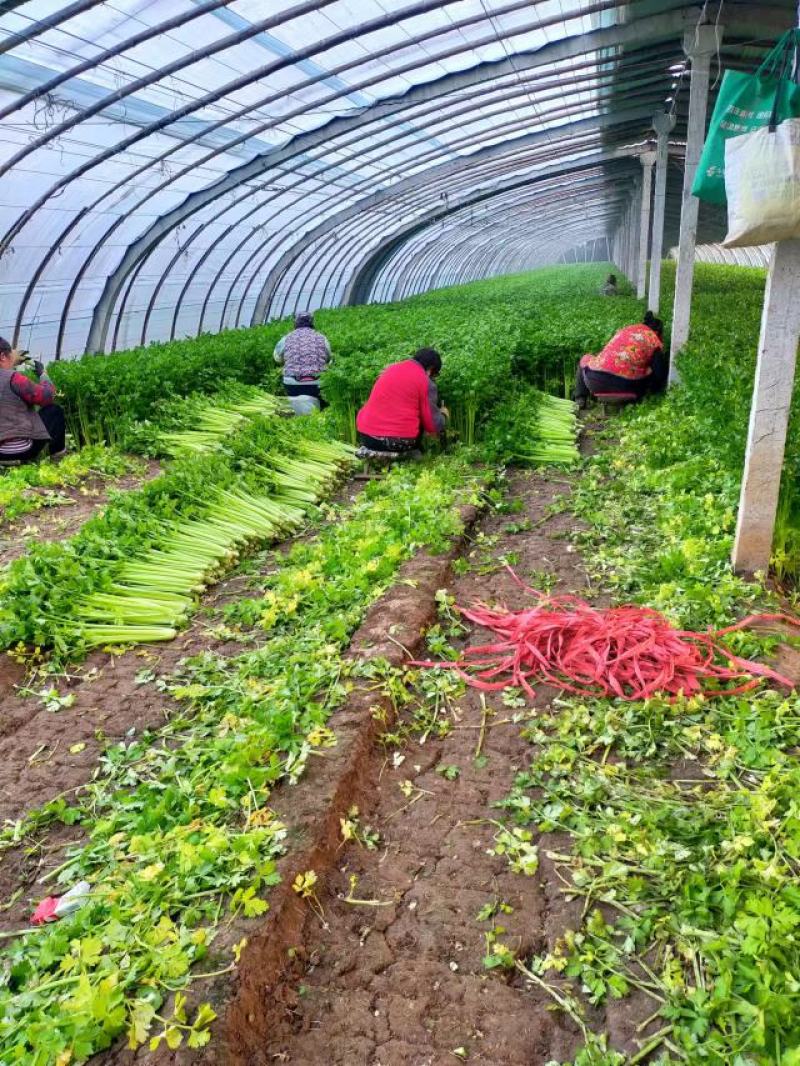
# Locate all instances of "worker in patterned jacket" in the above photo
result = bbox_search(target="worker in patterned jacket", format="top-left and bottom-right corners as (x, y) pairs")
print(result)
(273, 311), (332, 415)
(573, 311), (668, 408)
(0, 337), (66, 464)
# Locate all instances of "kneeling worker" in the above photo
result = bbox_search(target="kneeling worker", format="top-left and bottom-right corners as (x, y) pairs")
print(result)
(574, 312), (667, 408)
(0, 338), (66, 463)
(356, 347), (448, 454)
(274, 311), (331, 415)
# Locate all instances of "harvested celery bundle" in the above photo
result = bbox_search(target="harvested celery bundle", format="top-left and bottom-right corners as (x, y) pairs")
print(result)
(482, 386), (580, 466)
(156, 388), (290, 456)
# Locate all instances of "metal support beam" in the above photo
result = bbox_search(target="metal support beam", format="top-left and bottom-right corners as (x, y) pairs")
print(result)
(669, 23), (722, 380)
(732, 241), (800, 574)
(342, 155), (638, 307)
(84, 6), (708, 351)
(637, 151), (656, 300)
(648, 112), (676, 314)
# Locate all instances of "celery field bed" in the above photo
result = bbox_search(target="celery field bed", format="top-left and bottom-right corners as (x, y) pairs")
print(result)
(0, 457), (486, 1065)
(2, 261), (800, 1065)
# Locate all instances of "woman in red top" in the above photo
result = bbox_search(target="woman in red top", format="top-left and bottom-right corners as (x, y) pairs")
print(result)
(573, 312), (668, 408)
(357, 348), (448, 453)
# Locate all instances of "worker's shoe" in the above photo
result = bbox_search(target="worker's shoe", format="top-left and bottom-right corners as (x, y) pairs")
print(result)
(49, 449), (67, 462)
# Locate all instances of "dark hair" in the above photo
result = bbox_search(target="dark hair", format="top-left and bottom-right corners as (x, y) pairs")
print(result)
(607, 274), (617, 284)
(413, 347), (442, 376)
(643, 311), (663, 339)
(294, 312), (314, 329)
(0, 337), (11, 355)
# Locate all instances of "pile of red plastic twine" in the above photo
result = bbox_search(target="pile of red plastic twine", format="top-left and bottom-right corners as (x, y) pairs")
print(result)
(414, 569), (799, 701)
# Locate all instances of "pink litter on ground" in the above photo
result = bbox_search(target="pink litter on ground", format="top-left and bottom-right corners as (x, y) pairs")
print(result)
(413, 568), (799, 701)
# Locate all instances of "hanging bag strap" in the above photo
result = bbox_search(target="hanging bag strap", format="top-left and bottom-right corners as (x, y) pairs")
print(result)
(754, 30), (800, 132)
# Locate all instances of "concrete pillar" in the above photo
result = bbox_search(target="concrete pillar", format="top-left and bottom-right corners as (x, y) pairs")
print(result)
(629, 178), (642, 285)
(732, 241), (800, 574)
(637, 152), (655, 300)
(669, 24), (723, 382)
(648, 112), (677, 314)
(625, 200), (635, 281)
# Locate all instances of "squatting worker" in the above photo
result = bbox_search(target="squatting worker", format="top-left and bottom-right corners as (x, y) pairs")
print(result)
(273, 311), (331, 415)
(600, 273), (618, 296)
(0, 337), (66, 463)
(573, 312), (667, 408)
(356, 347), (448, 454)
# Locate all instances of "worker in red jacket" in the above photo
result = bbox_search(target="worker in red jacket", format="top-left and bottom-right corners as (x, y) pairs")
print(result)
(356, 348), (448, 454)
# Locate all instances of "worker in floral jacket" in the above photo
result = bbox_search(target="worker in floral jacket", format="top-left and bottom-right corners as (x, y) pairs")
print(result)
(573, 312), (667, 408)
(274, 311), (331, 415)
(0, 337), (66, 463)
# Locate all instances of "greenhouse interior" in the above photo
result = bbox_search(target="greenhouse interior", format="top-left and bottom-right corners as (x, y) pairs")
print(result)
(3, 1), (800, 1063)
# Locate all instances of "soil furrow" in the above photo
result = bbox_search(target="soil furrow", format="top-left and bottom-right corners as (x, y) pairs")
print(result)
(260, 469), (596, 1066)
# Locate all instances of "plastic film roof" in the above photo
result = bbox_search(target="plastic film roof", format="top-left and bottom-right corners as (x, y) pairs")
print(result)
(0, 0), (796, 357)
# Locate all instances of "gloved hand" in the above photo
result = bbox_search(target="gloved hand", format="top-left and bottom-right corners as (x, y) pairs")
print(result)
(33, 360), (45, 378)
(439, 405), (450, 421)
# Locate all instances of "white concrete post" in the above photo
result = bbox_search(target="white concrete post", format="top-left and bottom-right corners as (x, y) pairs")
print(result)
(648, 112), (677, 314)
(669, 25), (723, 382)
(732, 241), (800, 574)
(626, 199), (636, 281)
(629, 178), (642, 286)
(637, 152), (655, 300)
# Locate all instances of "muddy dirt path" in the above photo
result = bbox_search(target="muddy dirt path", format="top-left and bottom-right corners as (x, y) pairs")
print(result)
(0, 480), (361, 831)
(0, 460), (161, 564)
(263, 469), (596, 1066)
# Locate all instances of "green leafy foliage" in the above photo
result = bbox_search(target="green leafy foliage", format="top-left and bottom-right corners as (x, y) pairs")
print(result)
(0, 446), (138, 524)
(0, 455), (486, 1064)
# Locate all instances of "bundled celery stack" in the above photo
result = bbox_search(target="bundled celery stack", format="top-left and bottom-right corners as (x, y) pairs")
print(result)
(74, 438), (353, 646)
(157, 387), (290, 455)
(482, 385), (580, 466)
(0, 419), (355, 656)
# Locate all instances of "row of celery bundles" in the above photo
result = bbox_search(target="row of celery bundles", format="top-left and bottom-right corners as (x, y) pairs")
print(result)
(693, 29), (800, 247)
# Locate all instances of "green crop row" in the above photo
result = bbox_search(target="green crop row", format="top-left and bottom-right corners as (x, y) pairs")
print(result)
(0, 455), (487, 1065)
(0, 413), (353, 658)
(47, 265), (635, 449)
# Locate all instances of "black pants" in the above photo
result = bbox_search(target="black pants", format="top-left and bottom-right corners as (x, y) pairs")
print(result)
(573, 352), (668, 404)
(357, 431), (420, 454)
(284, 379), (328, 410)
(0, 404), (66, 462)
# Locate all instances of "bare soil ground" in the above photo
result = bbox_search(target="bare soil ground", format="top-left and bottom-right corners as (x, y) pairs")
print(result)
(258, 468), (596, 1066)
(0, 479), (362, 832)
(0, 460), (162, 564)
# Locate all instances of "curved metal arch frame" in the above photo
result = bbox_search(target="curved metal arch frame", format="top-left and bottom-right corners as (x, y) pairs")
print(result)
(387, 208), (603, 302)
(273, 125), (644, 315)
(269, 106), (665, 317)
(146, 69), (660, 342)
(139, 34), (751, 343)
(404, 201), (623, 297)
(8, 0), (619, 286)
(253, 120), (649, 323)
(84, 4), (713, 352)
(0, 0), (237, 122)
(182, 28), (773, 326)
(141, 60), (673, 342)
(291, 167), (629, 316)
(51, 0), (642, 353)
(0, 0), (106, 58)
(343, 152), (637, 305)
(314, 148), (633, 310)
(241, 112), (651, 328)
(92, 8), (785, 351)
(387, 184), (627, 300)
(118, 112), (644, 347)
(391, 177), (630, 293)
(6, 4), (793, 356)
